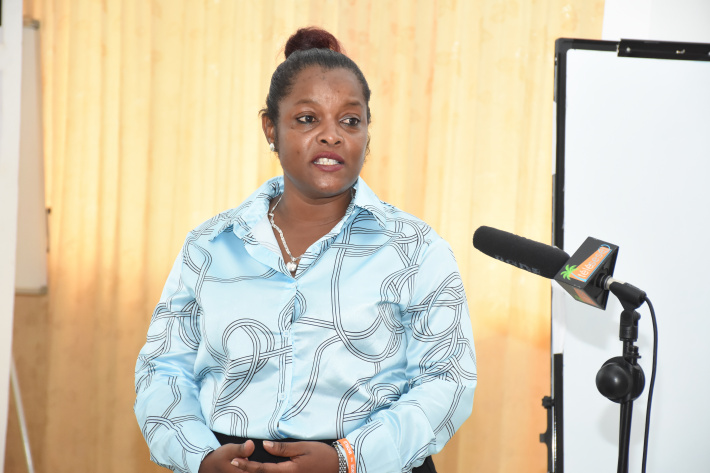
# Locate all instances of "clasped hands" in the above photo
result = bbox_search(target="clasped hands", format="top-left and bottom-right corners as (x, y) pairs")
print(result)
(198, 440), (340, 473)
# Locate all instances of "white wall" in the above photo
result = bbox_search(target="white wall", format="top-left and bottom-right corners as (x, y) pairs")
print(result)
(603, 0), (710, 43)
(0, 0), (24, 469)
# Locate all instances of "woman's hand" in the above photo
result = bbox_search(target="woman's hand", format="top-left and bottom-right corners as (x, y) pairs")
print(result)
(199, 441), (256, 473)
(231, 440), (340, 473)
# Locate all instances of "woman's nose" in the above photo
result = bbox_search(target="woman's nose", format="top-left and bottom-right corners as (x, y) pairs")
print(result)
(318, 120), (342, 145)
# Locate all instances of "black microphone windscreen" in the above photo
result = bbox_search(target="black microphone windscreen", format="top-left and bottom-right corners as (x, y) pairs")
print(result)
(473, 226), (570, 279)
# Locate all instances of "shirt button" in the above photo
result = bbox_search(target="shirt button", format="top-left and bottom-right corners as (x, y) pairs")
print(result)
(278, 393), (286, 401)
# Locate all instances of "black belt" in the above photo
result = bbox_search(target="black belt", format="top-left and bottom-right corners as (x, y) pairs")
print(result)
(213, 432), (437, 472)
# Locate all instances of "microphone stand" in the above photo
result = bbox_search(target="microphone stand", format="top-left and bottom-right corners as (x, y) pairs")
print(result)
(596, 280), (646, 473)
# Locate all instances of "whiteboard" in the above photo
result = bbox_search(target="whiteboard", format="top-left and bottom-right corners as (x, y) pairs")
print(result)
(15, 23), (48, 294)
(552, 40), (710, 473)
(0, 0), (24, 466)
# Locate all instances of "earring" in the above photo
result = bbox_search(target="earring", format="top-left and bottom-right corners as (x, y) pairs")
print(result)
(269, 142), (276, 152)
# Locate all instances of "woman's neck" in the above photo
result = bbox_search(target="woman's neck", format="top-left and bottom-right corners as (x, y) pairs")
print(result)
(272, 186), (354, 228)
(268, 184), (356, 270)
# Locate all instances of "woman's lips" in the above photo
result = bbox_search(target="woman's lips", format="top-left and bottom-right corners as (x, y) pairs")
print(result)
(312, 152), (344, 171)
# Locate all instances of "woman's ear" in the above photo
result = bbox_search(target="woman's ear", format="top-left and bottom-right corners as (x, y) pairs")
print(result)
(262, 114), (276, 147)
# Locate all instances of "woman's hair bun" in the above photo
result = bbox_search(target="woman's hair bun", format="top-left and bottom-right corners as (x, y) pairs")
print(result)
(284, 27), (343, 58)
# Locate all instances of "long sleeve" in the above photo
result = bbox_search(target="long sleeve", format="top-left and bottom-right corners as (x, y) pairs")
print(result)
(344, 238), (477, 473)
(134, 237), (221, 473)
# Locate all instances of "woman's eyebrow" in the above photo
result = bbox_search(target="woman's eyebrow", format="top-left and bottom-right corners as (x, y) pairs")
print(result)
(343, 100), (365, 108)
(291, 98), (365, 108)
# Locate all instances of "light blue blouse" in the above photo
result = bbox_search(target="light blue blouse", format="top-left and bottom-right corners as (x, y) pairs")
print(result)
(134, 176), (477, 473)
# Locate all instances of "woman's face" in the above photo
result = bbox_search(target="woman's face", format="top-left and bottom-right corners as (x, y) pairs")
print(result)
(263, 66), (369, 201)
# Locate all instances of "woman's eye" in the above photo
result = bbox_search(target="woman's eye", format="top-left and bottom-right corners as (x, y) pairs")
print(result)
(342, 117), (361, 126)
(297, 115), (316, 124)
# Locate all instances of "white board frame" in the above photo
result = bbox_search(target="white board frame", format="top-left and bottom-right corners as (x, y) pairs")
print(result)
(551, 38), (710, 473)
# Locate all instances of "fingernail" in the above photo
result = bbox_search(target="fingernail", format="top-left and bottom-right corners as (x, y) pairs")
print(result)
(231, 460), (239, 467)
(263, 440), (274, 447)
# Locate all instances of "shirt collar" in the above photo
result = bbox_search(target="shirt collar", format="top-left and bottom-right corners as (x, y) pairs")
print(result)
(209, 176), (388, 241)
(351, 178), (388, 229)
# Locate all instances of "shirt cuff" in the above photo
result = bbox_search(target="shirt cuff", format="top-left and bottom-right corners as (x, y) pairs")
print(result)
(345, 422), (402, 473)
(147, 418), (221, 473)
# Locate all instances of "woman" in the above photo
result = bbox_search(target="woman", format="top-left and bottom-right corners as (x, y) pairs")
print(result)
(135, 27), (477, 473)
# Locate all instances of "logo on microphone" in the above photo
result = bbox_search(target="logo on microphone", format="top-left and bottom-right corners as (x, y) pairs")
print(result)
(554, 237), (619, 310)
(560, 244), (612, 282)
(494, 256), (541, 275)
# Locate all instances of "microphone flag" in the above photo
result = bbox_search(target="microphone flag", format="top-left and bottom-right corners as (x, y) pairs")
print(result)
(554, 237), (619, 309)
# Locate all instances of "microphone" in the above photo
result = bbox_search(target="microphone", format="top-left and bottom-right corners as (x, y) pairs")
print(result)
(472, 226), (569, 278)
(473, 226), (622, 310)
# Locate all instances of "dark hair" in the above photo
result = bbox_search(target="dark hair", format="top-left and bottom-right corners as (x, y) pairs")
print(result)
(261, 27), (372, 127)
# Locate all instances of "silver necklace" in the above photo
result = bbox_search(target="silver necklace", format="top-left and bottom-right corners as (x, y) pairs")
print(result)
(269, 194), (303, 273)
(268, 189), (355, 273)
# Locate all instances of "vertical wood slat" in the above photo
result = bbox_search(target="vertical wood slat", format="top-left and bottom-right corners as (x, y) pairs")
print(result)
(10, 1), (604, 472)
